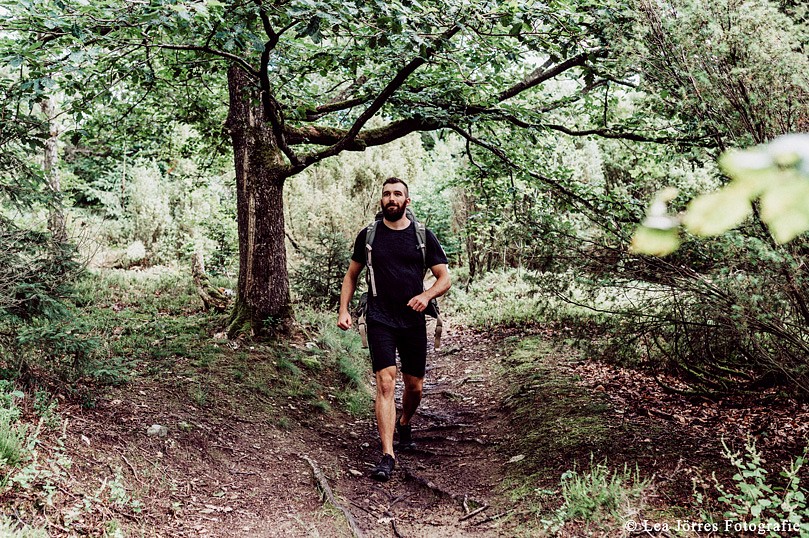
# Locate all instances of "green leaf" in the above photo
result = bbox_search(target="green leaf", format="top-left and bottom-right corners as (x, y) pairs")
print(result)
(683, 187), (753, 237)
(630, 226), (680, 256)
(760, 179), (809, 243)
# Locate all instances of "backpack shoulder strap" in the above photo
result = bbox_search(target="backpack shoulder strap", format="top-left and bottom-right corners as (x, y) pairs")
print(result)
(364, 220), (379, 297)
(406, 207), (427, 270)
(365, 219), (379, 249)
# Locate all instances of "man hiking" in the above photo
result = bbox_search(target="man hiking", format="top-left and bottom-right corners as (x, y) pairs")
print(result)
(337, 177), (451, 481)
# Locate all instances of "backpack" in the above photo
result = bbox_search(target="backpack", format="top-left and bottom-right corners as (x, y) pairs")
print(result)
(356, 207), (444, 349)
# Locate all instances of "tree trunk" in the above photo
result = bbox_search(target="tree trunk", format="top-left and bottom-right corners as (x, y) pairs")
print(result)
(225, 66), (293, 338)
(41, 98), (66, 243)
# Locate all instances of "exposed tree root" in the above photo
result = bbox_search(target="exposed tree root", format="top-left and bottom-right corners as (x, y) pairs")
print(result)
(301, 455), (363, 538)
(191, 252), (229, 312)
(399, 464), (486, 511)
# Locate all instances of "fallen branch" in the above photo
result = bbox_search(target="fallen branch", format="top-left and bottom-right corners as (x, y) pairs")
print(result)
(418, 424), (471, 432)
(472, 508), (514, 526)
(459, 504), (488, 522)
(390, 517), (403, 538)
(302, 455), (363, 538)
(120, 454), (144, 486)
(191, 252), (230, 312)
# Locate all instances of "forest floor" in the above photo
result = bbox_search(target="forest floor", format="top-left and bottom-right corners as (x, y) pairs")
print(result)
(8, 318), (809, 537)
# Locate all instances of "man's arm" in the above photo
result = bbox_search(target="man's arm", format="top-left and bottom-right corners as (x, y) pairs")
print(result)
(406, 263), (451, 312)
(337, 259), (364, 330)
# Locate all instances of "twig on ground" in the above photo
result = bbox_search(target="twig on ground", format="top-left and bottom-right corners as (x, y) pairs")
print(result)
(349, 500), (376, 517)
(472, 508), (514, 526)
(390, 517), (404, 538)
(301, 455), (364, 538)
(386, 492), (411, 509)
(121, 454), (143, 485)
(459, 504), (488, 522)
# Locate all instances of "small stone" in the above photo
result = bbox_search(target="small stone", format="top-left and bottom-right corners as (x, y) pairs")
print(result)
(349, 469), (363, 477)
(147, 424), (168, 437)
(507, 454), (525, 464)
(348, 431), (359, 439)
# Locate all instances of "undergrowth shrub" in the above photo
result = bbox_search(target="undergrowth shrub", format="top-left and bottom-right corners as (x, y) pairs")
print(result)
(501, 236), (809, 399)
(713, 440), (809, 536)
(0, 517), (48, 538)
(0, 380), (134, 535)
(0, 383), (26, 468)
(0, 221), (94, 389)
(447, 268), (548, 327)
(543, 458), (651, 534)
(74, 158), (237, 271)
(291, 229), (351, 308)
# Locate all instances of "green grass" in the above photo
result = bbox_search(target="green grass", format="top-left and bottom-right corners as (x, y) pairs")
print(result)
(499, 337), (612, 471)
(497, 339), (653, 534)
(539, 459), (652, 535)
(66, 269), (375, 422)
(0, 408), (26, 468)
(558, 459), (650, 522)
(447, 269), (548, 327)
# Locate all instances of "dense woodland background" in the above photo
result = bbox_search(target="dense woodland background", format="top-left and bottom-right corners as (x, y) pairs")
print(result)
(1, 0), (809, 535)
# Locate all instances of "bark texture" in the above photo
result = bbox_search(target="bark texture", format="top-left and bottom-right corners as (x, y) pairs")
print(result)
(41, 98), (66, 242)
(226, 66), (292, 337)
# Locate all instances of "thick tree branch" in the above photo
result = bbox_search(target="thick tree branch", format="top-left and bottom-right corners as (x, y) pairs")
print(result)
(303, 95), (369, 120)
(542, 123), (717, 145)
(293, 24), (462, 170)
(254, 0), (275, 40)
(254, 2), (301, 166)
(260, 42), (300, 166)
(497, 51), (590, 103)
(301, 76), (370, 121)
(285, 117), (441, 155)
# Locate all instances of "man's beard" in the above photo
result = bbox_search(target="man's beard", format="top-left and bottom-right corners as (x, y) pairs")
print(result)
(382, 202), (406, 221)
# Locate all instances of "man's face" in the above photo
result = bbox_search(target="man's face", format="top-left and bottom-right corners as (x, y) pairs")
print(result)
(381, 183), (409, 221)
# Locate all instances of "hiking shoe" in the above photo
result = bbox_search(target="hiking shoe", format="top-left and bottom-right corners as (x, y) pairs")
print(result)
(371, 454), (395, 482)
(395, 420), (417, 451)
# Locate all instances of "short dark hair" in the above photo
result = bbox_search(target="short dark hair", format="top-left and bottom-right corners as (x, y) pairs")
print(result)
(382, 177), (409, 197)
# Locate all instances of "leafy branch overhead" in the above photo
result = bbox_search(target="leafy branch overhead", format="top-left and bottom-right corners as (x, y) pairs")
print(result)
(632, 134), (809, 256)
(1, 0), (690, 176)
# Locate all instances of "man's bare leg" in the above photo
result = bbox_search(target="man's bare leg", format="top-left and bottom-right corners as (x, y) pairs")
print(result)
(399, 373), (423, 426)
(375, 366), (397, 457)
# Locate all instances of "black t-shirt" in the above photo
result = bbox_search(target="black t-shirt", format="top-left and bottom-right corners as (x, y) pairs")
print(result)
(351, 220), (448, 328)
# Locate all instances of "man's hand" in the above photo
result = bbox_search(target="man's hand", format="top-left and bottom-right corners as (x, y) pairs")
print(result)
(338, 260), (363, 331)
(337, 310), (353, 330)
(407, 292), (431, 312)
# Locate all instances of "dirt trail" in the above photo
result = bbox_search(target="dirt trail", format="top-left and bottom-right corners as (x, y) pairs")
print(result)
(56, 327), (528, 537)
(314, 327), (519, 537)
(45, 317), (809, 537)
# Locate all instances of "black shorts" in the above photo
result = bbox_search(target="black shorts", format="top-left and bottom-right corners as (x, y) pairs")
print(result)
(367, 320), (427, 378)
